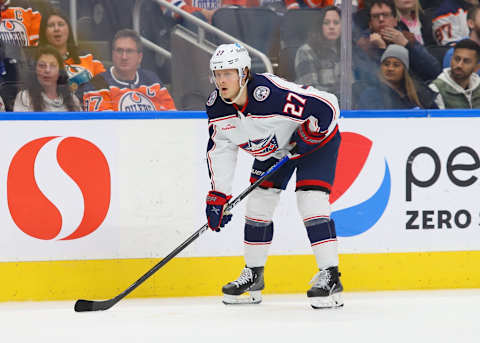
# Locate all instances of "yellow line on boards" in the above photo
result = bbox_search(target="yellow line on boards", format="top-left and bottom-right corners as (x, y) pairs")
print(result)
(0, 251), (479, 301)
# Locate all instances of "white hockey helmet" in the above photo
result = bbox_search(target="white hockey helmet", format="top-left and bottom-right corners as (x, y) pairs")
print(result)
(210, 43), (251, 82)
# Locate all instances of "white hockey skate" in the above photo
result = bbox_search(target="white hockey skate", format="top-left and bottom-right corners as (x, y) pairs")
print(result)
(307, 266), (344, 309)
(222, 266), (264, 305)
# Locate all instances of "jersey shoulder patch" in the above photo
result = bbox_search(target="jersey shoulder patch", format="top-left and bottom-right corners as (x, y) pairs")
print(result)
(253, 85), (270, 102)
(206, 90), (217, 107)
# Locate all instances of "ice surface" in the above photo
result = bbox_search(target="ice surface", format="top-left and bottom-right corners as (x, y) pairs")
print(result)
(1, 290), (478, 343)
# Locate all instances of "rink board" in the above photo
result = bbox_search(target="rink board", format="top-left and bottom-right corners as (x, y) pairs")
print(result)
(0, 110), (479, 301)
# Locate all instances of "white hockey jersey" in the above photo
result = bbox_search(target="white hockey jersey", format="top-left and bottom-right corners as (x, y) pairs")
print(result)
(206, 73), (339, 194)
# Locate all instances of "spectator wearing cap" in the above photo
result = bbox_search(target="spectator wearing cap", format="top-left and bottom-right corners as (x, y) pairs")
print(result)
(355, 0), (442, 82)
(429, 38), (480, 108)
(355, 44), (438, 109)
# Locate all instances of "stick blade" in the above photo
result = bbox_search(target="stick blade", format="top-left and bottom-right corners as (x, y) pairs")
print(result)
(74, 299), (114, 312)
(74, 299), (95, 312)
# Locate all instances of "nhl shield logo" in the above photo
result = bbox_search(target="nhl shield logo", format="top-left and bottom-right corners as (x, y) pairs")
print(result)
(253, 86), (270, 102)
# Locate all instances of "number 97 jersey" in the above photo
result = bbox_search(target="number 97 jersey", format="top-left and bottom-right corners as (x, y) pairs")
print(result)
(206, 73), (340, 194)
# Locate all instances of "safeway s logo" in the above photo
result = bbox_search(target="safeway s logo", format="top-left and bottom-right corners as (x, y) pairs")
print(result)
(7, 137), (111, 240)
(330, 132), (391, 237)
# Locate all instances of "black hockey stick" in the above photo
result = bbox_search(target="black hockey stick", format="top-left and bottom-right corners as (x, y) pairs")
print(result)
(74, 152), (292, 312)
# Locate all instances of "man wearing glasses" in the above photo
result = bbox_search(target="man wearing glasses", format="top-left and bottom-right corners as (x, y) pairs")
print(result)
(355, 0), (441, 82)
(82, 29), (176, 112)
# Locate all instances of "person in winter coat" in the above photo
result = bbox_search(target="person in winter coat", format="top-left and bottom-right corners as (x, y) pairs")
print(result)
(355, 0), (441, 82)
(355, 44), (438, 109)
(295, 6), (342, 99)
(429, 38), (480, 108)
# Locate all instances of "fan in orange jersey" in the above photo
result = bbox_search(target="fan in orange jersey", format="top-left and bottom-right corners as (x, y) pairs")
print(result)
(39, 8), (105, 91)
(81, 29), (175, 112)
(0, 0), (41, 46)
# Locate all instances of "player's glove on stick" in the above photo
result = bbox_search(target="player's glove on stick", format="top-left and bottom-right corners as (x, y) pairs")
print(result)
(206, 190), (232, 232)
(290, 121), (326, 157)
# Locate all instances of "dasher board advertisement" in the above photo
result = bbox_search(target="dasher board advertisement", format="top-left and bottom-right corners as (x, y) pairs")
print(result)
(0, 116), (479, 262)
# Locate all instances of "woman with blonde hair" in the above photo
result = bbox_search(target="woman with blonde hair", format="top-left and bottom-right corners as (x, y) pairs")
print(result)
(394, 0), (435, 46)
(355, 44), (437, 109)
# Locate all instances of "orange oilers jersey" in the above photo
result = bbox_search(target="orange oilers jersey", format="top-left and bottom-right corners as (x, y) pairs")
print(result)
(64, 54), (106, 80)
(82, 67), (176, 112)
(0, 6), (41, 46)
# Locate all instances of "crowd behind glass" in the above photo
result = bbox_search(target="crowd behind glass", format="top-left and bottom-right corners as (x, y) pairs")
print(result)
(1, 0), (480, 112)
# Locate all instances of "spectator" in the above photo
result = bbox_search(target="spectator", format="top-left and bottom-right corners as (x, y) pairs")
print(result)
(0, 0), (41, 47)
(82, 29), (176, 112)
(355, 0), (441, 81)
(0, 95), (5, 111)
(13, 45), (82, 111)
(39, 8), (105, 91)
(432, 0), (475, 46)
(356, 44), (437, 108)
(429, 38), (480, 108)
(1, 0), (42, 110)
(395, 0), (435, 45)
(294, 6), (342, 98)
(443, 5), (480, 73)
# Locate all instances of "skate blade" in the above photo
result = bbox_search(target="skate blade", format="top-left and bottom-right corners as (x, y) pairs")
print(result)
(310, 292), (344, 309)
(222, 291), (262, 305)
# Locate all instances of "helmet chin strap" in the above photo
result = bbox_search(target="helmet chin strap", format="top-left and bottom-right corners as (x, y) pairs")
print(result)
(219, 78), (249, 105)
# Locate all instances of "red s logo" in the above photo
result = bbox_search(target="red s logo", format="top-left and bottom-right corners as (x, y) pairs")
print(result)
(7, 137), (111, 240)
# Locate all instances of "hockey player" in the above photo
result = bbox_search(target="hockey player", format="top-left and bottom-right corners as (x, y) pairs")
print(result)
(205, 43), (343, 309)
(82, 29), (175, 112)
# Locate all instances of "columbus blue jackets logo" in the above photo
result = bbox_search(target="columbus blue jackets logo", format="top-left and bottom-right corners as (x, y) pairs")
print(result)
(119, 91), (156, 111)
(253, 86), (270, 102)
(0, 20), (28, 46)
(240, 133), (279, 157)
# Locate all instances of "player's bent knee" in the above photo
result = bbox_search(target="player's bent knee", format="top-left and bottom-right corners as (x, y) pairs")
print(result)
(296, 190), (331, 221)
(246, 187), (281, 222)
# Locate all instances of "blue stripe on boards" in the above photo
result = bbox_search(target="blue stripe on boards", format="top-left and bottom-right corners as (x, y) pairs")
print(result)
(2, 110), (480, 121)
(0, 111), (207, 121)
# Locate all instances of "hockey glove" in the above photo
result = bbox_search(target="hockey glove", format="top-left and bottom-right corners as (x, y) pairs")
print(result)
(290, 121), (326, 158)
(206, 190), (233, 232)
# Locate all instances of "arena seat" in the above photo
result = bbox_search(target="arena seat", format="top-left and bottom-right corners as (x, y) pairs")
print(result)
(0, 81), (24, 111)
(278, 8), (322, 81)
(170, 26), (216, 110)
(211, 7), (280, 73)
